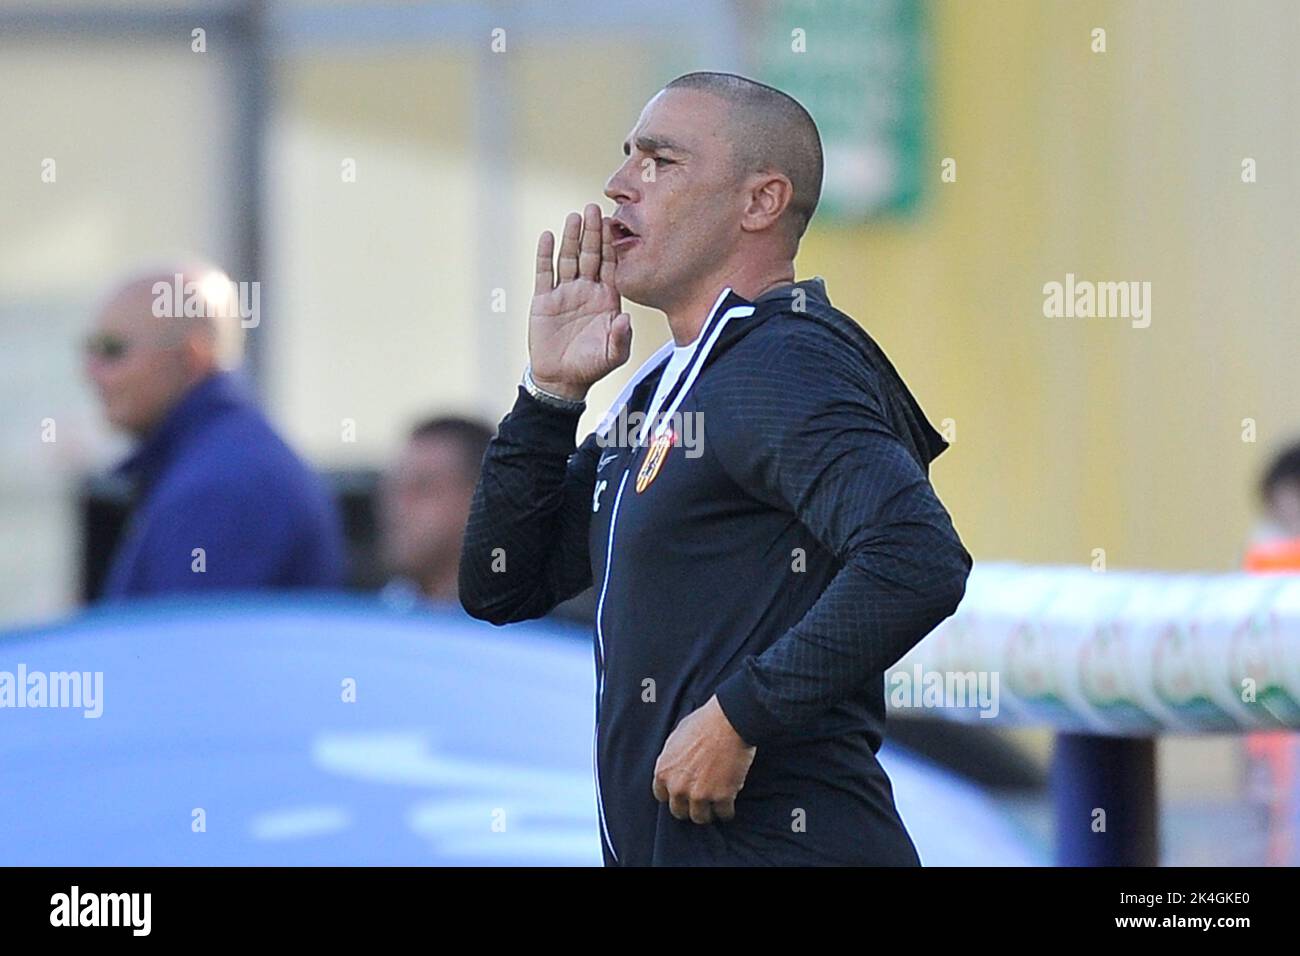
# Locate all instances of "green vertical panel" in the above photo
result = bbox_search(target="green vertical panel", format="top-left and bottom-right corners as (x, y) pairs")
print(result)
(754, 0), (927, 219)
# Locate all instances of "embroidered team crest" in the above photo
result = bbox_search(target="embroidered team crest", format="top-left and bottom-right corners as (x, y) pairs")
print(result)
(636, 428), (675, 493)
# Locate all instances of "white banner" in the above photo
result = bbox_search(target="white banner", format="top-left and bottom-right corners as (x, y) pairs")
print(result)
(887, 564), (1300, 735)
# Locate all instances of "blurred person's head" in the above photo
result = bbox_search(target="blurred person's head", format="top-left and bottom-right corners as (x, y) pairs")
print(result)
(85, 264), (245, 437)
(602, 71), (823, 313)
(380, 416), (493, 601)
(1260, 443), (1300, 538)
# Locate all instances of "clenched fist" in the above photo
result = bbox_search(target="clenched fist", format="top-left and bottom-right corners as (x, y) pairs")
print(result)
(653, 695), (757, 825)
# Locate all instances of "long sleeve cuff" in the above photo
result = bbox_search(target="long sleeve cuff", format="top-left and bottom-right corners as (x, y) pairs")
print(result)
(714, 662), (787, 748)
(502, 385), (586, 455)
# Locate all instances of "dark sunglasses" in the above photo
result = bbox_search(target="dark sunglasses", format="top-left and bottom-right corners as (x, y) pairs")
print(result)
(84, 333), (130, 361)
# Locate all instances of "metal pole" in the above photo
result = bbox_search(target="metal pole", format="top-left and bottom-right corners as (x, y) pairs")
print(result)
(1052, 733), (1159, 866)
(230, 0), (270, 393)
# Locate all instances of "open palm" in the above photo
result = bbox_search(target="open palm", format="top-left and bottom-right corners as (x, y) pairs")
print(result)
(528, 203), (633, 400)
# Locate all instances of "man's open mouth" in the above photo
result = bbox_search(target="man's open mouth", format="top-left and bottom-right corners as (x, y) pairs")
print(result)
(611, 220), (640, 249)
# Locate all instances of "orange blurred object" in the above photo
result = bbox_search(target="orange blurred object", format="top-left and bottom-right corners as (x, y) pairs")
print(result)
(1243, 539), (1300, 573)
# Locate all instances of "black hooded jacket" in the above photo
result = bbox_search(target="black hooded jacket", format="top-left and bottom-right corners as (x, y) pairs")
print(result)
(460, 277), (971, 865)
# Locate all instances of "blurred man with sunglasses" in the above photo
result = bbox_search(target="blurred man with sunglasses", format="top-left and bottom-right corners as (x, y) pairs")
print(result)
(85, 265), (347, 599)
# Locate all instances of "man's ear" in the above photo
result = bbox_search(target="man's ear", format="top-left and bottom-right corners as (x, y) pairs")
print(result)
(739, 171), (794, 235)
(183, 326), (218, 376)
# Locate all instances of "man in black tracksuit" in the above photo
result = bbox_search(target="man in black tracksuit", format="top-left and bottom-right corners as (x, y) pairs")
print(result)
(459, 73), (971, 865)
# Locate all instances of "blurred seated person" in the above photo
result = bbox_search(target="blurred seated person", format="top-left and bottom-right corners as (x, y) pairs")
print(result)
(1242, 440), (1300, 865)
(379, 416), (595, 625)
(1244, 441), (1300, 571)
(379, 417), (493, 608)
(86, 264), (347, 598)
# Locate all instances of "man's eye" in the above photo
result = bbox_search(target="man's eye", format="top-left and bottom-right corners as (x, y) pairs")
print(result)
(653, 156), (675, 167)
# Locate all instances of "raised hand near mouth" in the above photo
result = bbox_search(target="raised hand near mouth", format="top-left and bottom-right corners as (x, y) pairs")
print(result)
(527, 202), (634, 403)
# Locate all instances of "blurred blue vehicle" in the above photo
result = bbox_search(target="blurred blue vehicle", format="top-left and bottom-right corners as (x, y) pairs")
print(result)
(0, 597), (1044, 866)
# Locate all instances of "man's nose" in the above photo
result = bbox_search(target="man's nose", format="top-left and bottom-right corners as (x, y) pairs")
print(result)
(603, 160), (639, 205)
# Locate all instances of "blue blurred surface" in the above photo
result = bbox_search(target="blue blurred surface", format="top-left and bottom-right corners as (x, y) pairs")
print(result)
(0, 596), (1044, 865)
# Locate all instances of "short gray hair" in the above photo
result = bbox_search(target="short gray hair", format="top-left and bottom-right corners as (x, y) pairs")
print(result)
(663, 71), (824, 247)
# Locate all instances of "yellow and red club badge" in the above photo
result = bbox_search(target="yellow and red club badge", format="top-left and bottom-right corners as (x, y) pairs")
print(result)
(636, 427), (675, 493)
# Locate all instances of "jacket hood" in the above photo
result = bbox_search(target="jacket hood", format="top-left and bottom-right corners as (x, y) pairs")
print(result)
(598, 279), (950, 472)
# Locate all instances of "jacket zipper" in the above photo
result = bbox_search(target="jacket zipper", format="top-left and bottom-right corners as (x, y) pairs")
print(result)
(593, 466), (631, 862)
